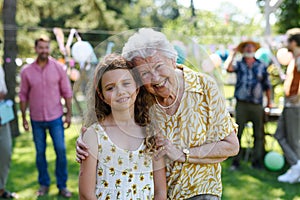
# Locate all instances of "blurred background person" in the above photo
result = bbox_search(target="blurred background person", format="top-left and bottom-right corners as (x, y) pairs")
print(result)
(0, 65), (18, 199)
(19, 36), (73, 198)
(225, 40), (272, 170)
(275, 32), (300, 184)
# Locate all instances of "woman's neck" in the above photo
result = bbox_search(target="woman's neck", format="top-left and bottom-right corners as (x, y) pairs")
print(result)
(157, 69), (185, 115)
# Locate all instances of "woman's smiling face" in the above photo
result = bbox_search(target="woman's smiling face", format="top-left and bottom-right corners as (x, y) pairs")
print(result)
(132, 53), (177, 99)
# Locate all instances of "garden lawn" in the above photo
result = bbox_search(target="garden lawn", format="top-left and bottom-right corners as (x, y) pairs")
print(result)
(6, 120), (300, 200)
(7, 122), (82, 200)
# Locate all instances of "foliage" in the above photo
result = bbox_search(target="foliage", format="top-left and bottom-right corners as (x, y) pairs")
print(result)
(122, 0), (158, 28)
(1, 0), (182, 58)
(164, 2), (263, 47)
(122, 0), (180, 29)
(0, 0), (299, 59)
(275, 0), (300, 33)
(257, 0), (300, 34)
(15, 0), (129, 57)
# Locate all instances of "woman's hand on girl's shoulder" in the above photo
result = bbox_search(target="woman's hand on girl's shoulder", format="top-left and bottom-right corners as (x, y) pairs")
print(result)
(75, 126), (89, 163)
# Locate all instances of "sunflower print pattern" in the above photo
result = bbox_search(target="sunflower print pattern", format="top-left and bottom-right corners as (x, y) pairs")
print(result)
(150, 65), (238, 199)
(93, 124), (154, 200)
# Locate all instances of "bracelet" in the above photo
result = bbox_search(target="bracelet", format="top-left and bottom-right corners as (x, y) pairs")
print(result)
(183, 148), (190, 163)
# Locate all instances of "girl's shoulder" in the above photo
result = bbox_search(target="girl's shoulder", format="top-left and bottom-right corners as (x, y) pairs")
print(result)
(83, 123), (104, 143)
(87, 122), (107, 132)
(89, 122), (104, 132)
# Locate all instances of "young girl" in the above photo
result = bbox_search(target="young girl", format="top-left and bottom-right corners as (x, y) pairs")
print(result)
(78, 54), (167, 200)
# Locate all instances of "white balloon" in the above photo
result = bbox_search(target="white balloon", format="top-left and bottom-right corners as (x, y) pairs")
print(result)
(276, 48), (293, 65)
(71, 41), (94, 63)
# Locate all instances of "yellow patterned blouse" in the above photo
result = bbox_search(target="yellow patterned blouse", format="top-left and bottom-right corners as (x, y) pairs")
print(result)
(151, 65), (238, 199)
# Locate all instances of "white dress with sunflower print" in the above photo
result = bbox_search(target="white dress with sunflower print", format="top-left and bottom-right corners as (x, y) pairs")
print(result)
(93, 123), (154, 200)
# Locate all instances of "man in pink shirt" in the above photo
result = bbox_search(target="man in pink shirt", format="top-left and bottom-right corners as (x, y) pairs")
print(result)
(19, 36), (73, 198)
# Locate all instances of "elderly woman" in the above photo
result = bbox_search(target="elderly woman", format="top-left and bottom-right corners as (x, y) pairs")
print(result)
(76, 28), (239, 200)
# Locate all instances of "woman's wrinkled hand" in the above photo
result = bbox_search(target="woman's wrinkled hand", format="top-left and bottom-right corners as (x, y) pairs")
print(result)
(154, 133), (184, 162)
(75, 127), (89, 163)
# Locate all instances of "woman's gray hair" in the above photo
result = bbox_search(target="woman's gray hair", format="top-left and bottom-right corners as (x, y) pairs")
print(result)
(122, 28), (177, 61)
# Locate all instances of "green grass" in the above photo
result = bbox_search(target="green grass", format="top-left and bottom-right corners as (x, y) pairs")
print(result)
(222, 121), (300, 200)
(222, 159), (300, 200)
(7, 122), (82, 200)
(6, 118), (300, 200)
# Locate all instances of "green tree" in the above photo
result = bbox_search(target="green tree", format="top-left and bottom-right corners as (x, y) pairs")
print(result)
(164, 2), (263, 46)
(122, 0), (157, 28)
(16, 0), (129, 54)
(8, 0), (183, 58)
(256, 0), (283, 36)
(275, 0), (300, 33)
(122, 0), (180, 29)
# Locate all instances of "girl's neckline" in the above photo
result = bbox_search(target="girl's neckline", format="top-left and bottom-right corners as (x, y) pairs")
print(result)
(96, 123), (145, 152)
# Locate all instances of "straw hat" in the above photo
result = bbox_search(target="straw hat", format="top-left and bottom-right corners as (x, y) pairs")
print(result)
(286, 27), (300, 36)
(236, 40), (260, 53)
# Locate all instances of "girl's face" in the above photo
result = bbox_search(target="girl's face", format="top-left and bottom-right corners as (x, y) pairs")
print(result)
(101, 69), (138, 111)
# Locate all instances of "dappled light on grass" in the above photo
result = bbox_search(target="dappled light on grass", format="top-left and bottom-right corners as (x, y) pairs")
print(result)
(271, 188), (286, 198)
(238, 121), (283, 154)
(222, 159), (300, 200)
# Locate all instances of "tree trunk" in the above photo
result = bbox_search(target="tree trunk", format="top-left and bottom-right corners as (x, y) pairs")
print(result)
(190, 0), (195, 17)
(264, 0), (284, 37)
(2, 0), (20, 137)
(264, 0), (271, 36)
